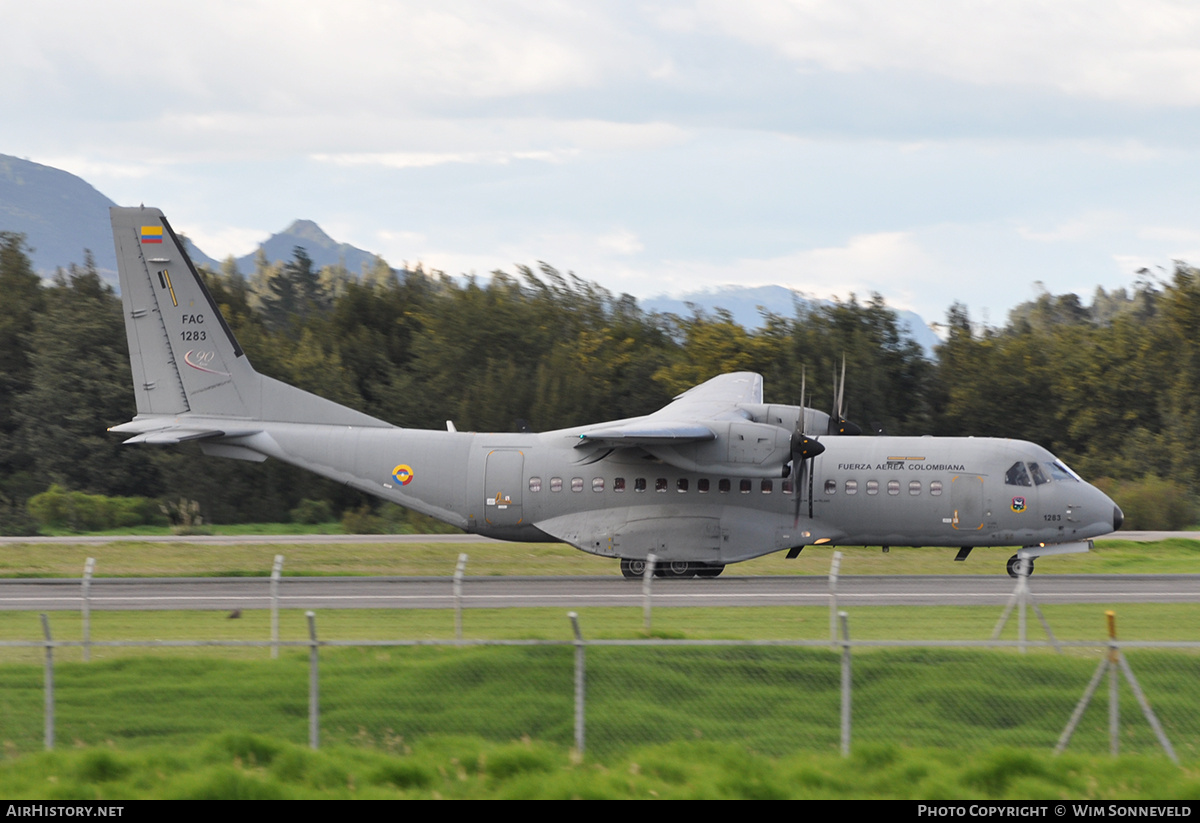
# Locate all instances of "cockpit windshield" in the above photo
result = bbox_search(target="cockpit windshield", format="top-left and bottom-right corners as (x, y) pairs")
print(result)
(1005, 462), (1031, 486)
(1005, 459), (1080, 485)
(1048, 460), (1080, 482)
(1028, 462), (1049, 486)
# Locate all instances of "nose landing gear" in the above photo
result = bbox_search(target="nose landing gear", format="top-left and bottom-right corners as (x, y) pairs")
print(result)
(1006, 554), (1035, 578)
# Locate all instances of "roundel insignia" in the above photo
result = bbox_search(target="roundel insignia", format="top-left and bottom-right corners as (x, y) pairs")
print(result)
(1011, 496), (1026, 513)
(392, 464), (414, 486)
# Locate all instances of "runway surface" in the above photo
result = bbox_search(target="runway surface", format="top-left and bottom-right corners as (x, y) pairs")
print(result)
(1, 574), (1197, 611)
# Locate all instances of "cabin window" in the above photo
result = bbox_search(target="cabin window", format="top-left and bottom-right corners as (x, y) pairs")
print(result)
(528, 477), (542, 493)
(698, 478), (710, 493)
(677, 478), (689, 493)
(909, 480), (921, 496)
(866, 480), (879, 495)
(656, 478), (668, 492)
(719, 479), (731, 493)
(930, 480), (943, 496)
(1005, 462), (1031, 487)
(634, 477), (647, 492)
(550, 477), (563, 492)
(614, 477), (626, 492)
(887, 480), (900, 496)
(592, 478), (604, 492)
(824, 479), (837, 495)
(845, 479), (858, 495)
(761, 479), (773, 494)
(782, 478), (794, 495)
(740, 479), (752, 493)
(571, 477), (584, 492)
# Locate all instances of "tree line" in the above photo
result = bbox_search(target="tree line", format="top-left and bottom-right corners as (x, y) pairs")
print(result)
(0, 231), (1195, 532)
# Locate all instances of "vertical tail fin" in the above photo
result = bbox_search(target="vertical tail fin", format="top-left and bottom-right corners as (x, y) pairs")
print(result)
(111, 206), (254, 418)
(111, 206), (390, 428)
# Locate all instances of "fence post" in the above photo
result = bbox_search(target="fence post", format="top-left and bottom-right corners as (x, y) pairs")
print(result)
(1107, 611), (1119, 757)
(829, 551), (842, 645)
(643, 554), (657, 633)
(81, 557), (95, 663)
(839, 610), (851, 757)
(454, 553), (468, 640)
(569, 612), (585, 756)
(270, 554), (284, 659)
(307, 611), (319, 750)
(41, 614), (54, 751)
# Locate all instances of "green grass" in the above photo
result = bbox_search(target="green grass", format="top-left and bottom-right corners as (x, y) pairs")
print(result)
(0, 647), (1197, 765)
(0, 734), (1195, 799)
(1, 603), (1198, 665)
(34, 521), (351, 537)
(2, 536), (1198, 578)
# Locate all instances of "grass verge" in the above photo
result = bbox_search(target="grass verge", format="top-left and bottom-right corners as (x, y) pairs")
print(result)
(0, 537), (1198, 578)
(0, 734), (1197, 799)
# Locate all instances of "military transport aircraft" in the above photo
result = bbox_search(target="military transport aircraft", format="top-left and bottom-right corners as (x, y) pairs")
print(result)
(108, 206), (1124, 578)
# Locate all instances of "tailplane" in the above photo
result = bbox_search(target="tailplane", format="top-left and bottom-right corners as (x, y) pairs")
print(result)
(110, 206), (389, 439)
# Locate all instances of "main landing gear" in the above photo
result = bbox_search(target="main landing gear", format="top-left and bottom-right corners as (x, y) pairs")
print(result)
(619, 559), (725, 579)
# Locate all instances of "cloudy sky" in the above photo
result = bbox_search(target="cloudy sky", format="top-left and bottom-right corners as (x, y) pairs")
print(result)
(5, 0), (1200, 325)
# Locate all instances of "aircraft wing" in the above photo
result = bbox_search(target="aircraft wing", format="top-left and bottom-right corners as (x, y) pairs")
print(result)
(651, 372), (763, 419)
(576, 372), (762, 449)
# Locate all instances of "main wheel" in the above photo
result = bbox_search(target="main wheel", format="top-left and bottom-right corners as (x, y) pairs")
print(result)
(661, 560), (696, 578)
(620, 558), (648, 579)
(1006, 555), (1035, 578)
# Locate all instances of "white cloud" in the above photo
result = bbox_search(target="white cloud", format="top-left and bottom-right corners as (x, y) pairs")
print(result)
(683, 0), (1200, 106)
(628, 232), (935, 310)
(184, 225), (272, 260)
(33, 156), (161, 182)
(310, 149), (574, 170)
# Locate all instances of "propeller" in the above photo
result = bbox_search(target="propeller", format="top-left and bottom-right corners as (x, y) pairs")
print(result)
(826, 354), (863, 436)
(790, 367), (825, 526)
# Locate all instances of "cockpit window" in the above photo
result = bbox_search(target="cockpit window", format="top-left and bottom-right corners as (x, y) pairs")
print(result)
(1048, 461), (1078, 482)
(1028, 462), (1049, 486)
(1005, 462), (1031, 486)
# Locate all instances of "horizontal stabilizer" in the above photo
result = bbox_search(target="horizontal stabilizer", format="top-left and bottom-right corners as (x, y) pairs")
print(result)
(123, 429), (224, 445)
(109, 419), (261, 445)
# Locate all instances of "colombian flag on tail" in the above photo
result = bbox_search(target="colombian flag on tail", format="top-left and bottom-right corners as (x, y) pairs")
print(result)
(140, 226), (163, 244)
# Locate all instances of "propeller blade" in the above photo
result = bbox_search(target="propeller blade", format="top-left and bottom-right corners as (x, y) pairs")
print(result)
(837, 354), (847, 419)
(826, 354), (863, 435)
(790, 431), (825, 526)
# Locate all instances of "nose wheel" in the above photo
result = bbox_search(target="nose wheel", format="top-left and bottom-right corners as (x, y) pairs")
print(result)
(1006, 554), (1035, 578)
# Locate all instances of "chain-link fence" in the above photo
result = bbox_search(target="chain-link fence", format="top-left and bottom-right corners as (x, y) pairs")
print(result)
(3, 619), (1197, 762)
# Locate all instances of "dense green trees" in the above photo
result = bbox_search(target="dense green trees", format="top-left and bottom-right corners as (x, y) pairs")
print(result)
(0, 235), (1196, 531)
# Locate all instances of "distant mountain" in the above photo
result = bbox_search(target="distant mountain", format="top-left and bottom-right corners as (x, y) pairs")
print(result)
(1, 155), (940, 354)
(233, 219), (381, 275)
(642, 285), (942, 358)
(0, 154), (119, 278)
(0, 154), (382, 283)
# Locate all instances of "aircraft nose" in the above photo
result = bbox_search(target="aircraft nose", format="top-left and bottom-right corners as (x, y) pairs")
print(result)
(1113, 505), (1124, 531)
